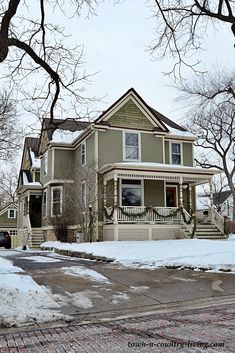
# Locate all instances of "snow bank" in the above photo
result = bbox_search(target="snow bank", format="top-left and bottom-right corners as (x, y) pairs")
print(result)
(41, 239), (235, 273)
(0, 257), (69, 327)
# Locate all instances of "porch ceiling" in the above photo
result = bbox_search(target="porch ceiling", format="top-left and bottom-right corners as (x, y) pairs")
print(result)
(100, 162), (221, 186)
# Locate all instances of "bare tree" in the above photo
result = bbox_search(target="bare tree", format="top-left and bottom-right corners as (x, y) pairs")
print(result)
(0, 1), (98, 123)
(148, 1), (235, 77)
(0, 90), (22, 161)
(0, 166), (18, 208)
(179, 69), (235, 219)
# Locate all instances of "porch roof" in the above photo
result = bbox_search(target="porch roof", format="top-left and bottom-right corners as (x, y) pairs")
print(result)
(100, 162), (221, 186)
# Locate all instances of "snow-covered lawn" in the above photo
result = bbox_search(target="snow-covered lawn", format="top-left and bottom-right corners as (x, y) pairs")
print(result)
(42, 237), (235, 273)
(0, 257), (69, 327)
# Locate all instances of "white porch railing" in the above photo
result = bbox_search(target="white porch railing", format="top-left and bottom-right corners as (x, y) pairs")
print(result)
(106, 206), (182, 224)
(211, 207), (224, 234)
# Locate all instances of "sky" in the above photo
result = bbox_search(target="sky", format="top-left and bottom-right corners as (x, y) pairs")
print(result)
(1, 0), (235, 167)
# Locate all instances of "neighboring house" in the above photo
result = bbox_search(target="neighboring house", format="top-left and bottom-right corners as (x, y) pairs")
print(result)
(199, 190), (234, 220)
(0, 202), (18, 246)
(17, 88), (224, 247)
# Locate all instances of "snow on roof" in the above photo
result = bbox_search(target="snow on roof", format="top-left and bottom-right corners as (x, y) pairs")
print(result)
(29, 148), (40, 169)
(22, 172), (41, 187)
(111, 162), (219, 172)
(50, 129), (84, 144)
(164, 124), (196, 138)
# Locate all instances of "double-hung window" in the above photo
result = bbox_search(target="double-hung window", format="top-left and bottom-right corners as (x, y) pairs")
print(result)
(121, 180), (142, 206)
(81, 142), (86, 166)
(51, 186), (62, 216)
(171, 142), (181, 165)
(42, 189), (47, 218)
(124, 132), (140, 161)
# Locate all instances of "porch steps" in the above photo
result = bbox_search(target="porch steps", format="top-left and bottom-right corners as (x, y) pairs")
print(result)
(196, 224), (226, 240)
(31, 228), (45, 249)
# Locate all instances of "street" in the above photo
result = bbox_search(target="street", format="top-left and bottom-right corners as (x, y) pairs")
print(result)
(0, 249), (235, 352)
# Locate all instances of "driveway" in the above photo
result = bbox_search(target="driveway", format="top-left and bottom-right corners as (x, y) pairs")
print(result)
(1, 249), (235, 323)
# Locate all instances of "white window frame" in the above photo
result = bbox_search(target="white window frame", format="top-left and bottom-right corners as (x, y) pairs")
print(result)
(51, 186), (63, 217)
(44, 151), (48, 176)
(123, 131), (141, 162)
(81, 142), (86, 166)
(120, 179), (144, 207)
(42, 189), (48, 218)
(8, 209), (16, 219)
(170, 141), (182, 165)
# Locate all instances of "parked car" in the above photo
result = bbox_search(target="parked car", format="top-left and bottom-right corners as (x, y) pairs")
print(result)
(0, 231), (11, 249)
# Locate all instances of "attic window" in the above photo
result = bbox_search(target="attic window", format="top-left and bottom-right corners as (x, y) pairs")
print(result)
(123, 132), (140, 161)
(8, 209), (16, 219)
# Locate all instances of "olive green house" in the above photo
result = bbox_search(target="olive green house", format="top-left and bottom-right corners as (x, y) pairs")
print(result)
(0, 203), (18, 247)
(17, 88), (225, 247)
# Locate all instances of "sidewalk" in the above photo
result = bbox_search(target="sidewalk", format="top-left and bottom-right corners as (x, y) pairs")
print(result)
(0, 303), (234, 352)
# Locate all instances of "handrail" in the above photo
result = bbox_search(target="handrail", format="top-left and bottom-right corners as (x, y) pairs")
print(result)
(211, 207), (224, 234)
(181, 208), (195, 238)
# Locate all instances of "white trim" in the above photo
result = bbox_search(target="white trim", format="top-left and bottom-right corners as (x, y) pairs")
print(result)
(164, 180), (166, 206)
(44, 151), (48, 176)
(165, 184), (178, 207)
(51, 186), (63, 217)
(43, 179), (74, 188)
(169, 141), (183, 166)
(8, 209), (16, 219)
(42, 189), (48, 218)
(81, 141), (86, 166)
(123, 131), (141, 162)
(51, 149), (55, 179)
(81, 180), (86, 208)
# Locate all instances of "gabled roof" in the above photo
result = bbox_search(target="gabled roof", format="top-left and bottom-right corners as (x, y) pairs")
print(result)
(0, 202), (17, 217)
(94, 88), (169, 132)
(25, 137), (40, 158)
(213, 190), (233, 205)
(148, 107), (187, 132)
(43, 118), (90, 141)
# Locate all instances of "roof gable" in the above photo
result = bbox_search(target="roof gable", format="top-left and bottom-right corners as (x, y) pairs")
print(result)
(95, 88), (169, 132)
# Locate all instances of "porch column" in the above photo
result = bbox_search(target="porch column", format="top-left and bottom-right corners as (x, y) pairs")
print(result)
(179, 177), (183, 207)
(188, 185), (192, 211)
(209, 178), (214, 207)
(113, 174), (118, 224)
(27, 193), (30, 214)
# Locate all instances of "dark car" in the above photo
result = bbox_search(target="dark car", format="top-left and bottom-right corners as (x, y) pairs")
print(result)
(0, 231), (11, 249)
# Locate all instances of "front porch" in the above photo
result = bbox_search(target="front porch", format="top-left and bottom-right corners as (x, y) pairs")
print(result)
(100, 162), (224, 240)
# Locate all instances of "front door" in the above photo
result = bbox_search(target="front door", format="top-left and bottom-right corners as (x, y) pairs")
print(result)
(166, 186), (177, 207)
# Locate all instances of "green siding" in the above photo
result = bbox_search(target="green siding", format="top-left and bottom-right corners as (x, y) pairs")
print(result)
(98, 130), (122, 165)
(108, 99), (154, 130)
(54, 150), (74, 179)
(40, 149), (52, 183)
(142, 134), (163, 163)
(165, 141), (169, 164)
(144, 180), (165, 207)
(183, 143), (193, 167)
(0, 209), (17, 227)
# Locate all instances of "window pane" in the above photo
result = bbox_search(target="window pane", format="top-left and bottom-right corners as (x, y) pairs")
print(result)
(53, 189), (61, 202)
(172, 154), (181, 165)
(126, 146), (139, 160)
(122, 185), (141, 206)
(53, 203), (60, 215)
(172, 143), (180, 153)
(125, 133), (138, 146)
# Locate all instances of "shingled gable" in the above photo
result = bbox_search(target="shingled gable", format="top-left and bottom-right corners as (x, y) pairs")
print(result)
(94, 88), (169, 132)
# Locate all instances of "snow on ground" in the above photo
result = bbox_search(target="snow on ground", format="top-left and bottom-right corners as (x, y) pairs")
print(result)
(60, 266), (111, 284)
(0, 257), (70, 327)
(41, 239), (235, 273)
(20, 255), (62, 263)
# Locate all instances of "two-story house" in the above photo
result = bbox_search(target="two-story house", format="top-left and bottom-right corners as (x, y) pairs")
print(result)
(17, 88), (224, 248)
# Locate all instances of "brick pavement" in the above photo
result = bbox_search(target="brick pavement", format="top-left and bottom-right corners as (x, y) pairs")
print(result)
(0, 304), (234, 353)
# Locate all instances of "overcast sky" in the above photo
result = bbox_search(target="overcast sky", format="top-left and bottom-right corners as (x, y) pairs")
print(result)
(74, 0), (234, 121)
